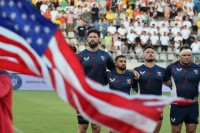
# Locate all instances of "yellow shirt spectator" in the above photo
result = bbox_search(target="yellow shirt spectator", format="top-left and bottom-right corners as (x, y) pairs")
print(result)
(126, 6), (134, 19)
(197, 20), (200, 29)
(106, 10), (115, 21)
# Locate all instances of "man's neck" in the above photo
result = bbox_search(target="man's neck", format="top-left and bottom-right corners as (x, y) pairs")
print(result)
(144, 61), (155, 68)
(116, 68), (126, 74)
(87, 47), (99, 52)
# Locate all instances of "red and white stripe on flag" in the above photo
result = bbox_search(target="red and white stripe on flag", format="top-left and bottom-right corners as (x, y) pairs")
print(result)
(0, 26), (192, 133)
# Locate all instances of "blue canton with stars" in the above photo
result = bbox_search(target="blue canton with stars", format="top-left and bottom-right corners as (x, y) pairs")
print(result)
(0, 0), (57, 56)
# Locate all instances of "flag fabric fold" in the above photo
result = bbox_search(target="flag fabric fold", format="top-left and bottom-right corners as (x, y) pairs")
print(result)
(0, 0), (192, 133)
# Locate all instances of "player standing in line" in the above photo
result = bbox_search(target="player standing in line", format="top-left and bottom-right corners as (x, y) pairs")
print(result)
(106, 55), (137, 133)
(77, 28), (116, 133)
(164, 46), (200, 133)
(134, 45), (166, 133)
(106, 55), (137, 95)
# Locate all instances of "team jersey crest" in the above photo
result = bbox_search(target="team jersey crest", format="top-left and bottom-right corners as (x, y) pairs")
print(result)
(194, 69), (199, 74)
(157, 72), (161, 76)
(101, 56), (105, 61)
(127, 79), (132, 84)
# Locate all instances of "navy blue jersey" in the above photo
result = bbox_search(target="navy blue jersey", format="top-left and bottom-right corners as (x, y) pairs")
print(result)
(106, 69), (137, 95)
(163, 62), (200, 100)
(78, 49), (115, 85)
(134, 65), (166, 95)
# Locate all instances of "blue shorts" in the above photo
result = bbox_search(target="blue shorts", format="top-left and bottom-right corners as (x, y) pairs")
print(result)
(170, 103), (199, 125)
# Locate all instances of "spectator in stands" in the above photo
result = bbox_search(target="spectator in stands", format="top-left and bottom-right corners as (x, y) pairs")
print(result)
(126, 21), (134, 34)
(43, 8), (52, 20)
(66, 11), (74, 32)
(123, 17), (131, 29)
(107, 22), (117, 36)
(140, 31), (149, 49)
(192, 12), (198, 33)
(159, 23), (169, 36)
(99, 0), (107, 19)
(173, 32), (183, 57)
(106, 9), (115, 22)
(121, 42), (128, 55)
(50, 6), (59, 22)
(104, 32), (113, 53)
(169, 0), (178, 20)
(40, 1), (48, 15)
(139, 0), (147, 12)
(91, 3), (100, 22)
(155, 0), (164, 18)
(127, 29), (137, 53)
(182, 16), (192, 29)
(114, 37), (122, 54)
(149, 24), (158, 36)
(160, 32), (170, 54)
(117, 24), (127, 43)
(93, 21), (100, 30)
(60, 0), (68, 8)
(171, 23), (180, 40)
(110, 0), (117, 12)
(135, 43), (143, 62)
(134, 22), (143, 43)
(194, 0), (200, 14)
(74, 15), (84, 31)
(82, 9), (91, 27)
(101, 18), (108, 38)
(74, 5), (82, 20)
(191, 37), (200, 56)
(126, 6), (134, 21)
(82, 3), (90, 13)
(77, 22), (87, 43)
(150, 31), (159, 50)
(181, 25), (191, 45)
(59, 10), (67, 31)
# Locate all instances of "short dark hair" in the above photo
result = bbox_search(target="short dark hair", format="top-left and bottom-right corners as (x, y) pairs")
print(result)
(180, 46), (192, 52)
(143, 45), (155, 52)
(115, 55), (126, 62)
(87, 28), (100, 37)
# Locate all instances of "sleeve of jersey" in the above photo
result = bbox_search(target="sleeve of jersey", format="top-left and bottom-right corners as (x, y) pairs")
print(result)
(107, 54), (115, 70)
(163, 65), (172, 82)
(0, 72), (12, 99)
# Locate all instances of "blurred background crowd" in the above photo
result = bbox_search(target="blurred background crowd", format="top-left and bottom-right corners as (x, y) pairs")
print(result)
(31, 0), (200, 63)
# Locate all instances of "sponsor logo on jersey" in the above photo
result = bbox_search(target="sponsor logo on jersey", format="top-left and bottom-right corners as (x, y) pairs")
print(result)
(83, 56), (90, 61)
(127, 79), (132, 84)
(109, 78), (115, 82)
(176, 68), (182, 71)
(139, 71), (145, 75)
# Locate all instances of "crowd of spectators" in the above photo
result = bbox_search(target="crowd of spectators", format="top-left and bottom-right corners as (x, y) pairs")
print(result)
(33, 0), (200, 62)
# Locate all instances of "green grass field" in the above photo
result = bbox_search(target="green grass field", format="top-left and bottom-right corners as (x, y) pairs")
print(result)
(13, 91), (200, 133)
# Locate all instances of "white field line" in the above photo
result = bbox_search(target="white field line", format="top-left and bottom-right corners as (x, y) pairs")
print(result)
(14, 125), (24, 133)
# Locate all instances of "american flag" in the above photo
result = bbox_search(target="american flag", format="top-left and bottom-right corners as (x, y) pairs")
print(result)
(0, 0), (192, 133)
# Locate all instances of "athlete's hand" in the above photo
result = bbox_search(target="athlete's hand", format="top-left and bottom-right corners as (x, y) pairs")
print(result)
(133, 70), (140, 80)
